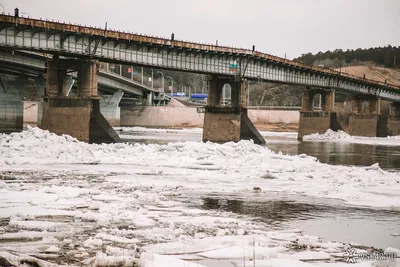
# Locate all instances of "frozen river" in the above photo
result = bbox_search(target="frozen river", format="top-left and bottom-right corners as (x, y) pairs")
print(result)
(0, 126), (399, 266)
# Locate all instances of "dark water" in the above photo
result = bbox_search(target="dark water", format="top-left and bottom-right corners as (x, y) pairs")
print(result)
(267, 140), (400, 171)
(202, 195), (400, 249)
(119, 129), (400, 249)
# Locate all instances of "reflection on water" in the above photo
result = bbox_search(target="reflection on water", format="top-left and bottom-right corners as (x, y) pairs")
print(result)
(267, 141), (400, 171)
(203, 198), (318, 223)
(203, 197), (400, 249)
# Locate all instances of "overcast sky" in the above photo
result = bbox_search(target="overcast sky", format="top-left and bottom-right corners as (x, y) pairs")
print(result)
(3, 0), (399, 59)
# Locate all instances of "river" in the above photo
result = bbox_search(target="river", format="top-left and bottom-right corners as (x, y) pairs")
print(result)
(119, 128), (400, 250)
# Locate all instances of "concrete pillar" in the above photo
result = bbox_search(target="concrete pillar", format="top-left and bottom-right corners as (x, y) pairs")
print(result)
(35, 74), (46, 127)
(100, 91), (124, 127)
(78, 60), (98, 97)
(206, 76), (221, 107)
(46, 59), (67, 97)
(0, 74), (26, 132)
(298, 88), (340, 139)
(202, 77), (265, 144)
(301, 89), (312, 112)
(240, 80), (247, 108)
(348, 96), (381, 137)
(387, 102), (400, 136)
(146, 92), (153, 106)
(41, 59), (120, 144)
(322, 90), (335, 112)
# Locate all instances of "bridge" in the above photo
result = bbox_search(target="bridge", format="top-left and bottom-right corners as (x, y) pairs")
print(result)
(0, 49), (170, 101)
(0, 13), (399, 143)
(0, 49), (171, 131)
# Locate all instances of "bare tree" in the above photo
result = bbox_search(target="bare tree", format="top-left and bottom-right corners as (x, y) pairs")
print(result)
(187, 74), (205, 93)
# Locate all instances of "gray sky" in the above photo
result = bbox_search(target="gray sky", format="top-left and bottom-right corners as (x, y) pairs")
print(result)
(3, 0), (399, 59)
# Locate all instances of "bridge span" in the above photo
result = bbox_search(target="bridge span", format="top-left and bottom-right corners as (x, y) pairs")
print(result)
(0, 49), (171, 131)
(0, 14), (399, 143)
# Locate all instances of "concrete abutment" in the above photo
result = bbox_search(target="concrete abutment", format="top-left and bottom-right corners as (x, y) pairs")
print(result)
(387, 102), (400, 136)
(298, 88), (340, 139)
(0, 74), (27, 133)
(348, 96), (383, 137)
(202, 76), (265, 144)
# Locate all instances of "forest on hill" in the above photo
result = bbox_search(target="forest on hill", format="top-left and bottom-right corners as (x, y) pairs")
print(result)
(294, 45), (399, 69)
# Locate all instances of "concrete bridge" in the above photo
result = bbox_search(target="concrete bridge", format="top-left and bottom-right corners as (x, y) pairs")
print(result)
(0, 49), (171, 132)
(0, 14), (399, 143)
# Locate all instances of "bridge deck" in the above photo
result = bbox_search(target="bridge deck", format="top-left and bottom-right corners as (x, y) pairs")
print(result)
(0, 50), (156, 96)
(0, 15), (399, 101)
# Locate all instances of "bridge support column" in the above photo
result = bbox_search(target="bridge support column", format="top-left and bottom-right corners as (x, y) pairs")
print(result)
(0, 74), (26, 133)
(100, 91), (124, 127)
(144, 92), (153, 106)
(386, 102), (400, 136)
(41, 58), (120, 143)
(35, 75), (46, 127)
(348, 96), (381, 137)
(298, 88), (340, 139)
(202, 76), (265, 144)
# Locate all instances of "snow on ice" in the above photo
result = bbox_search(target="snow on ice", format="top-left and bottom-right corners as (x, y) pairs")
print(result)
(303, 129), (400, 146)
(0, 127), (399, 266)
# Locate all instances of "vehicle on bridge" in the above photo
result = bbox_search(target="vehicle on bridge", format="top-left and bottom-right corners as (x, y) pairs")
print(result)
(172, 92), (186, 97)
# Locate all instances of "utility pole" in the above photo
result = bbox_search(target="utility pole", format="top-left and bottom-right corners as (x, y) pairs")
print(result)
(141, 67), (143, 84)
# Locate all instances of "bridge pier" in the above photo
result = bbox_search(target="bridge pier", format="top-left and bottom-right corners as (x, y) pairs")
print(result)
(348, 96), (382, 137)
(298, 88), (341, 139)
(202, 76), (265, 144)
(35, 75), (46, 127)
(147, 92), (153, 106)
(100, 91), (124, 127)
(0, 74), (26, 133)
(41, 58), (120, 143)
(387, 102), (400, 136)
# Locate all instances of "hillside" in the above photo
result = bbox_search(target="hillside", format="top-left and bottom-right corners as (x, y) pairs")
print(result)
(336, 65), (400, 86)
(294, 45), (399, 69)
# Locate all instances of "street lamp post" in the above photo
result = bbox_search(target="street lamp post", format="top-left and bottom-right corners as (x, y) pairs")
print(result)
(166, 76), (174, 96)
(157, 71), (164, 92)
(151, 69), (154, 89)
